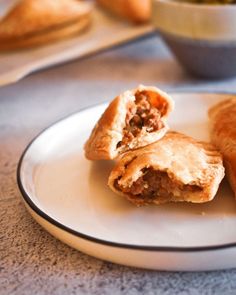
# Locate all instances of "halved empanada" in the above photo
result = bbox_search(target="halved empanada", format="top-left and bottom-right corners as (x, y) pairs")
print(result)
(84, 85), (174, 160)
(108, 131), (225, 206)
(209, 98), (236, 198)
(0, 0), (92, 50)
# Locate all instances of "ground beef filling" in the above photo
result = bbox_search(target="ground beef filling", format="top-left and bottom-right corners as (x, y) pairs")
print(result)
(115, 169), (202, 201)
(117, 92), (163, 148)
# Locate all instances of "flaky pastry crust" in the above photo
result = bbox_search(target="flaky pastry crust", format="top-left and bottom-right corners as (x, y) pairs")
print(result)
(0, 0), (92, 50)
(96, 0), (150, 23)
(84, 85), (174, 160)
(209, 98), (236, 198)
(108, 131), (225, 206)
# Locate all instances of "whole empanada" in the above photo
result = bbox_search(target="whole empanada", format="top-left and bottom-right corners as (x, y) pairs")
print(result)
(84, 85), (174, 160)
(209, 98), (236, 198)
(108, 131), (225, 206)
(96, 0), (150, 23)
(0, 0), (92, 50)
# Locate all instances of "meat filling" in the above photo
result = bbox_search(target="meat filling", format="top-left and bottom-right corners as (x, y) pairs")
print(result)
(115, 169), (202, 202)
(117, 91), (163, 148)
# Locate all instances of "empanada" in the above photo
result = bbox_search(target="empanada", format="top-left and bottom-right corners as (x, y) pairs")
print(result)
(209, 98), (236, 198)
(84, 85), (174, 160)
(0, 0), (92, 50)
(108, 131), (225, 206)
(96, 0), (151, 23)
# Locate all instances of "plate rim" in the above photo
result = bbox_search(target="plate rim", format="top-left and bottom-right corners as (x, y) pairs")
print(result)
(17, 91), (236, 253)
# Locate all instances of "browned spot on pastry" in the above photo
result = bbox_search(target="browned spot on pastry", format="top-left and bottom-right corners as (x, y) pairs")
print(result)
(117, 91), (164, 148)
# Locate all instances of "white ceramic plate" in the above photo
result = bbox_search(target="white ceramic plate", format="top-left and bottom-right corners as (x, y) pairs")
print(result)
(17, 92), (236, 271)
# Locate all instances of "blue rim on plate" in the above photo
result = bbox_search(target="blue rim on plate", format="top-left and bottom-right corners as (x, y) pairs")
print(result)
(17, 92), (236, 253)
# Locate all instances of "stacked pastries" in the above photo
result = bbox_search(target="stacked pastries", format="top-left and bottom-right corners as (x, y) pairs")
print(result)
(84, 86), (225, 206)
(0, 0), (150, 51)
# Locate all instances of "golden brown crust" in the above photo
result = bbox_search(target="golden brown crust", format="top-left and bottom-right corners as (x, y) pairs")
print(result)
(96, 0), (151, 23)
(108, 131), (225, 206)
(84, 85), (174, 160)
(0, 0), (92, 50)
(0, 17), (91, 51)
(208, 98), (236, 198)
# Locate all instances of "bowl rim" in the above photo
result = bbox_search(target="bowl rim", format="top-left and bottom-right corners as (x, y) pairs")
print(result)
(152, 0), (236, 9)
(152, 0), (236, 41)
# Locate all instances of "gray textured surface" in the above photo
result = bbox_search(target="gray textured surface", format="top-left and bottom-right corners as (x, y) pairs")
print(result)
(1, 36), (236, 295)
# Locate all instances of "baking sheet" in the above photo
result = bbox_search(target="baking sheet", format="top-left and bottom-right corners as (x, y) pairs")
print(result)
(0, 1), (153, 87)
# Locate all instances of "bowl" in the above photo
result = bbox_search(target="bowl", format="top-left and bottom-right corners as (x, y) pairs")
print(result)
(152, 0), (236, 78)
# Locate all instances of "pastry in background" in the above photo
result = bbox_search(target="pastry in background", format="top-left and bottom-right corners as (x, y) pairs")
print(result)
(0, 0), (92, 51)
(108, 131), (225, 206)
(84, 85), (174, 160)
(96, 0), (151, 23)
(209, 98), (236, 198)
